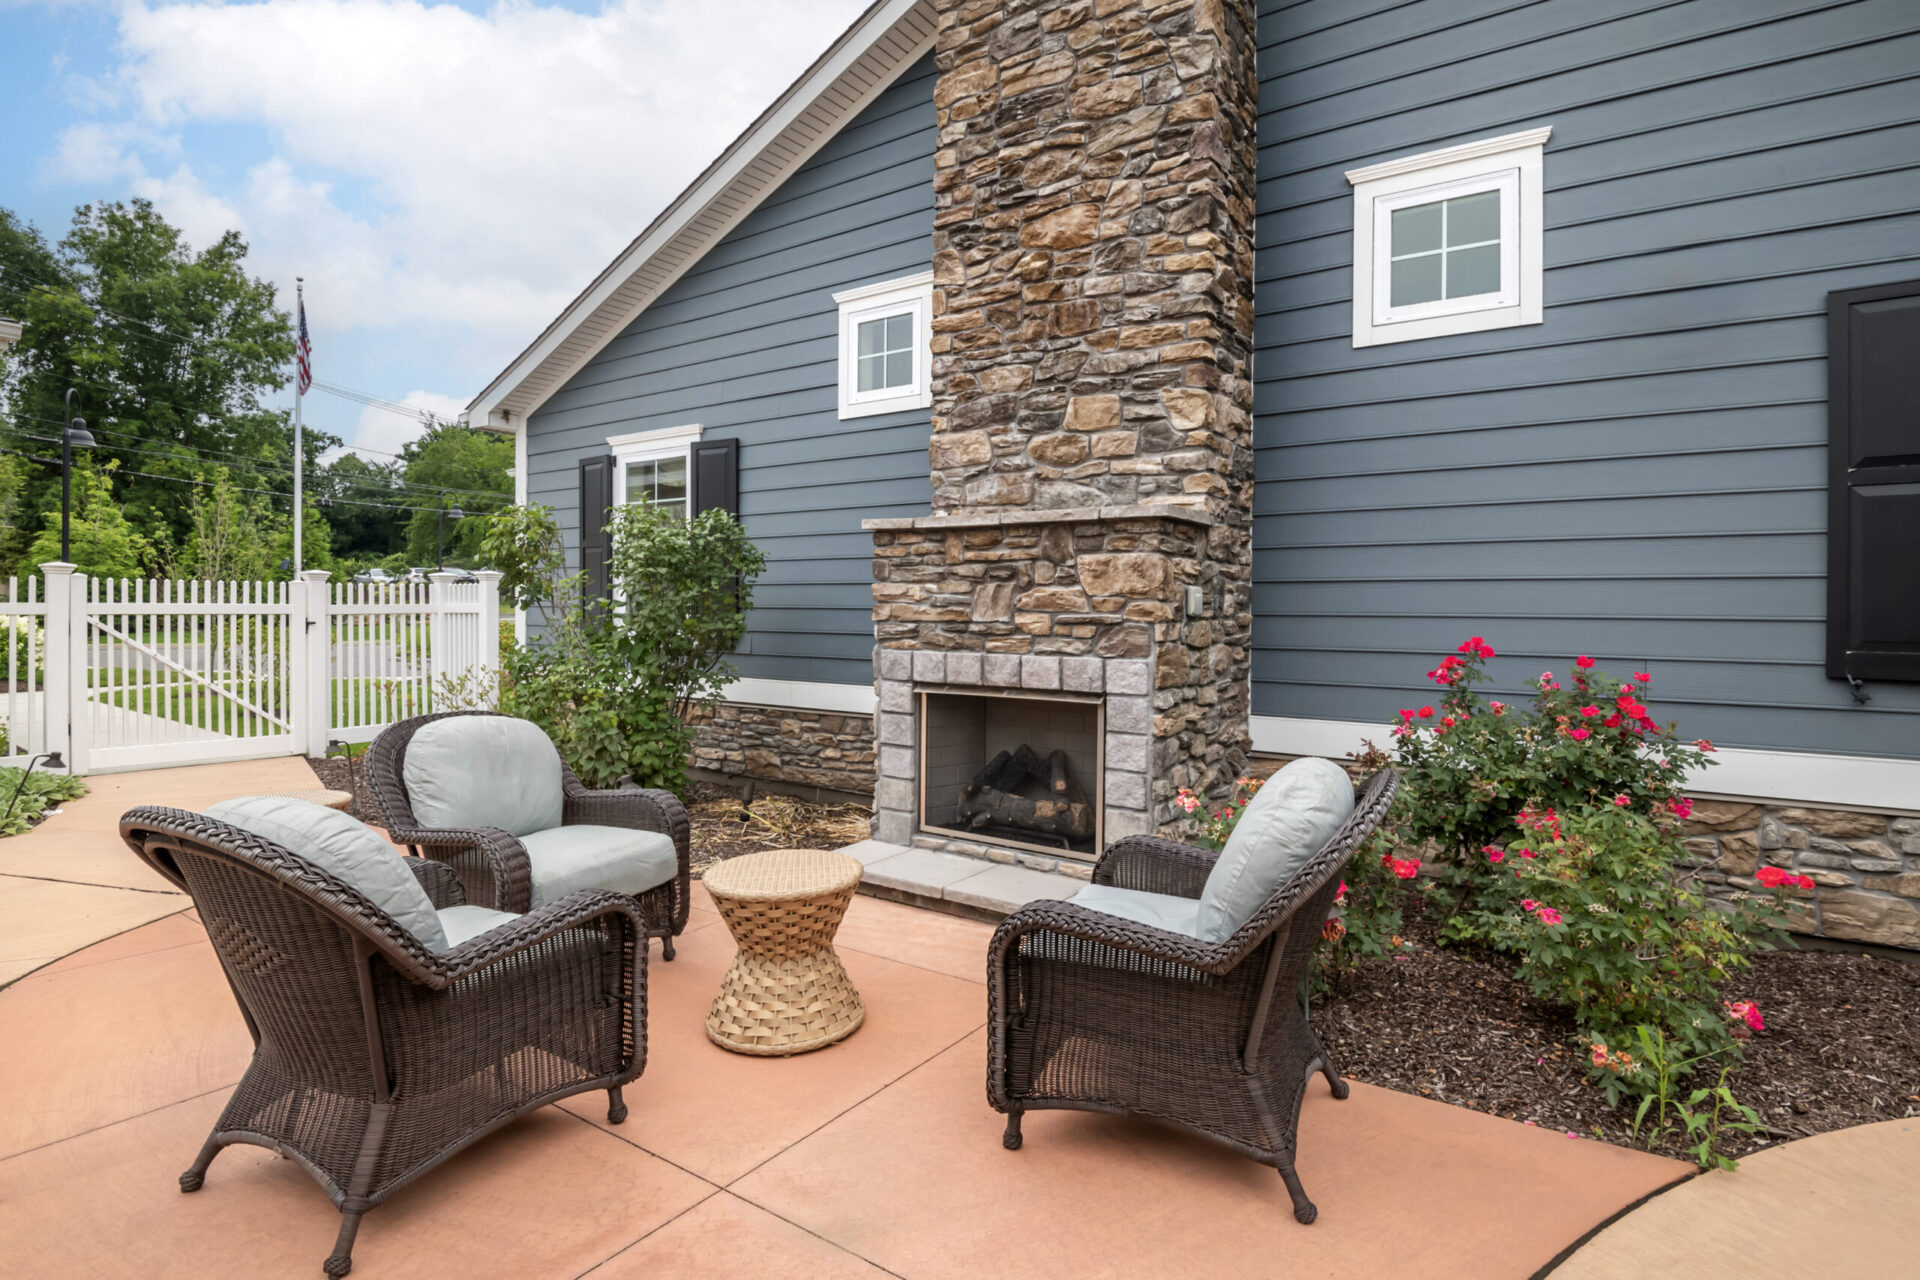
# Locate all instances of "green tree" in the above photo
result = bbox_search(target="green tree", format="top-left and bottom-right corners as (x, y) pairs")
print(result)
(0, 200), (338, 570)
(25, 464), (154, 579)
(398, 424), (512, 566)
(178, 468), (286, 580)
(318, 451), (406, 560)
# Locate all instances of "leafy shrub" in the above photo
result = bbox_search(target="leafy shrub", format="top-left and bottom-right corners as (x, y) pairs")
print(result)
(1382, 639), (1716, 932)
(1, 767), (88, 837)
(488, 501), (764, 793)
(1487, 801), (1792, 1071)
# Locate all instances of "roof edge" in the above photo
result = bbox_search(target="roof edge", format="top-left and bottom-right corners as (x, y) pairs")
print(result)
(467, 0), (936, 430)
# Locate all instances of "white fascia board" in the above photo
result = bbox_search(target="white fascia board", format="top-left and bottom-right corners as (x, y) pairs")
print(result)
(467, 0), (934, 430)
(1251, 714), (1920, 814)
(721, 677), (877, 716)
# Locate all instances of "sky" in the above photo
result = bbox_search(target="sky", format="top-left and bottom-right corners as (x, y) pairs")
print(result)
(1, 0), (871, 459)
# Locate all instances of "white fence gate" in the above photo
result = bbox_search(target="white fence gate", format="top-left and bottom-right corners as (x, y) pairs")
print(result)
(0, 564), (501, 775)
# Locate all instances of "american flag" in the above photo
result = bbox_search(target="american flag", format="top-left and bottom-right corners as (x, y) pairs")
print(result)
(295, 294), (312, 396)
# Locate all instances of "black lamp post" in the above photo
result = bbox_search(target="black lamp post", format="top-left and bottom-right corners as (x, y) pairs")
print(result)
(60, 389), (97, 561)
(436, 493), (466, 570)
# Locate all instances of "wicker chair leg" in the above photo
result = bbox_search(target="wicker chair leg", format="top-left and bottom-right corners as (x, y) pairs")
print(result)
(1316, 1055), (1350, 1100)
(1002, 1110), (1023, 1151)
(323, 1211), (364, 1277)
(178, 1134), (222, 1191)
(1277, 1160), (1317, 1225)
(607, 1086), (628, 1125)
(660, 933), (675, 962)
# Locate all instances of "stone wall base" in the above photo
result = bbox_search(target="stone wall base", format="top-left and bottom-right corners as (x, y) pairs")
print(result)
(687, 702), (876, 797)
(1681, 800), (1920, 949)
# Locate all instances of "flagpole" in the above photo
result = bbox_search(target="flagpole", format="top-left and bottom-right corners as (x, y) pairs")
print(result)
(293, 277), (304, 575)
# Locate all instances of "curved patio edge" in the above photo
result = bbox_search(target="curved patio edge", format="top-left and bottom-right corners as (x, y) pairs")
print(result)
(1547, 1118), (1920, 1278)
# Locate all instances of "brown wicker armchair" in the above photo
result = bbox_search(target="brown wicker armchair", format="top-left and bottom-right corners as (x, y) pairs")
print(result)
(987, 768), (1397, 1224)
(366, 710), (691, 959)
(121, 806), (646, 1278)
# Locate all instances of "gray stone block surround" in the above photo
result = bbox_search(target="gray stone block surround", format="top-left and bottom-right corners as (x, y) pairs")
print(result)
(872, 651), (1156, 859)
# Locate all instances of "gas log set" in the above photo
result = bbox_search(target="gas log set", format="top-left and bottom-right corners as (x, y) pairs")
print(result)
(955, 743), (1094, 846)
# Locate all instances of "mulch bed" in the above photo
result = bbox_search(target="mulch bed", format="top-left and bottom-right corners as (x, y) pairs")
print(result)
(1317, 888), (1920, 1160)
(305, 755), (872, 878)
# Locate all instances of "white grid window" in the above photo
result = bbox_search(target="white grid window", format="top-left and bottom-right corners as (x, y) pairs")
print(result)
(608, 424), (701, 521)
(1347, 128), (1549, 347)
(834, 272), (933, 420)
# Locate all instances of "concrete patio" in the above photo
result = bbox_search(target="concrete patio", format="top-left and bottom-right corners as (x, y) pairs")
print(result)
(0, 761), (1698, 1278)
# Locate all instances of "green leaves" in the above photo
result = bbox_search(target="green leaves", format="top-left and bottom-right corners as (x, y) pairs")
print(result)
(494, 502), (766, 794)
(0, 766), (87, 837)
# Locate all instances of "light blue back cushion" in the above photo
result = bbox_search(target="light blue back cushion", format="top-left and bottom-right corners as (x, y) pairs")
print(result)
(402, 715), (565, 838)
(1195, 758), (1355, 944)
(206, 795), (449, 952)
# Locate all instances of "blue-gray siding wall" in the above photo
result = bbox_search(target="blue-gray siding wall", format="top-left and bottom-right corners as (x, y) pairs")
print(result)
(1252, 0), (1920, 759)
(524, 53), (937, 685)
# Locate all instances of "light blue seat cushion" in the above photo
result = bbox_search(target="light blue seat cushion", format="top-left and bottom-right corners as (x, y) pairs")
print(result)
(436, 903), (520, 949)
(1070, 883), (1204, 939)
(1195, 758), (1355, 944)
(206, 795), (450, 952)
(518, 824), (677, 909)
(402, 715), (564, 838)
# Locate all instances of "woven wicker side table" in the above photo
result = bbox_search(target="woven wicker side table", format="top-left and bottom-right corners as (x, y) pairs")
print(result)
(702, 848), (865, 1056)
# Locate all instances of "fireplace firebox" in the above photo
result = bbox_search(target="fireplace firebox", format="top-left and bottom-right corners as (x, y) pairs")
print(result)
(919, 689), (1102, 859)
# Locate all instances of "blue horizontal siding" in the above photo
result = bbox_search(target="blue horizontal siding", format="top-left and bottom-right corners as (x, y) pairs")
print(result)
(524, 53), (936, 687)
(1252, 0), (1920, 759)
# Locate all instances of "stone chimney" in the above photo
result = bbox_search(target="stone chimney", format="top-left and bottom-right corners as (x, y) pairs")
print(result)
(865, 0), (1259, 853)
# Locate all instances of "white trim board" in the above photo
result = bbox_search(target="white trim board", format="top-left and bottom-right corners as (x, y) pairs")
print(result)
(466, 0), (937, 430)
(1251, 715), (1920, 814)
(721, 677), (877, 716)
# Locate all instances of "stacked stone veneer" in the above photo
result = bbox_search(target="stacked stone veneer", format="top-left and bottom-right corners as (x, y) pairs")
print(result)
(1680, 801), (1920, 949)
(861, 0), (1263, 850)
(868, 506), (1246, 844)
(927, 0), (1260, 527)
(688, 703), (876, 797)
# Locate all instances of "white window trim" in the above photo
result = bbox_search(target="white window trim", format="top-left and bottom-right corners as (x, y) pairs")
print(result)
(1347, 127), (1550, 348)
(834, 271), (933, 420)
(608, 423), (702, 517)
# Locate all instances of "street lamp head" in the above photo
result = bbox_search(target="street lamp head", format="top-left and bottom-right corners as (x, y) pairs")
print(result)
(63, 418), (96, 450)
(448, 505), (466, 520)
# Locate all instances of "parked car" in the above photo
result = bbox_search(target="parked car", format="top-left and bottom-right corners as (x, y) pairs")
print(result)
(447, 567), (479, 584)
(405, 567), (432, 585)
(350, 567), (397, 585)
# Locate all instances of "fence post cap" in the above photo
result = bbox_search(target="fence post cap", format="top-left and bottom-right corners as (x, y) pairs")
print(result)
(473, 569), (504, 581)
(428, 571), (460, 584)
(298, 569), (332, 583)
(37, 562), (77, 577)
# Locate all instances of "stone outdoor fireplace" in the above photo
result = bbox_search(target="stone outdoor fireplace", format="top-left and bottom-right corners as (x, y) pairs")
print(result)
(865, 0), (1258, 868)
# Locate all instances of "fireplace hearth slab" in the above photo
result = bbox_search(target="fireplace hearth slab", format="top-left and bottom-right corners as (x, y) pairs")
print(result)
(942, 864), (1082, 916)
(833, 840), (1087, 921)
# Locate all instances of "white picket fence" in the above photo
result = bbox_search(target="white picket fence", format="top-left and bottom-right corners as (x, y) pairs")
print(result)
(1, 564), (501, 774)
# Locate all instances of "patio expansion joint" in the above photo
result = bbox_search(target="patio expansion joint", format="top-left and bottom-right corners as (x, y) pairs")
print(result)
(565, 1017), (986, 1280)
(0, 1081), (240, 1166)
(0, 869), (185, 897)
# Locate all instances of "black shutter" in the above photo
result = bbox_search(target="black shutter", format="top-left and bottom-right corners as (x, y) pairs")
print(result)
(1827, 279), (1920, 683)
(691, 437), (740, 518)
(578, 453), (615, 608)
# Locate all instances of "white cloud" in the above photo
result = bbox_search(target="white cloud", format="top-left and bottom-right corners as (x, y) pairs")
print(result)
(47, 0), (872, 413)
